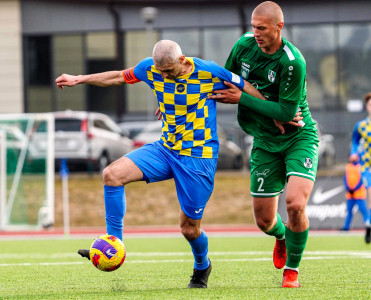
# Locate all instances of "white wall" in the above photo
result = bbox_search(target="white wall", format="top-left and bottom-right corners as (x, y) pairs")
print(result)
(0, 0), (23, 113)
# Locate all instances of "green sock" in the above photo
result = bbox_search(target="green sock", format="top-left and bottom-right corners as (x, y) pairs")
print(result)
(285, 227), (309, 268)
(266, 213), (285, 240)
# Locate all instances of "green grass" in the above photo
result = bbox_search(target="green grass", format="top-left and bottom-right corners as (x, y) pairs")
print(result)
(0, 235), (370, 299)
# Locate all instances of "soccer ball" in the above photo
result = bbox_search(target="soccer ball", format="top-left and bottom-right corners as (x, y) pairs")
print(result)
(89, 234), (126, 272)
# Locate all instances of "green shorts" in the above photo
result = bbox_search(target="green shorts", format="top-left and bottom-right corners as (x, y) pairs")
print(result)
(250, 137), (318, 197)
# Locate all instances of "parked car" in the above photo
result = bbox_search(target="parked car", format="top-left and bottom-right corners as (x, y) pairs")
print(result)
(132, 121), (244, 170)
(118, 121), (154, 139)
(317, 124), (336, 168)
(51, 110), (133, 172)
(131, 120), (162, 149)
(217, 126), (244, 170)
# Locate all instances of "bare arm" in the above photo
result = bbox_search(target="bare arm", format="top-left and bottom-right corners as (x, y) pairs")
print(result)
(209, 80), (303, 134)
(242, 80), (266, 100)
(209, 80), (265, 103)
(55, 71), (125, 89)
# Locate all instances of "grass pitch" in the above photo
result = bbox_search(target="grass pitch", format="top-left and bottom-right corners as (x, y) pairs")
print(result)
(0, 234), (370, 299)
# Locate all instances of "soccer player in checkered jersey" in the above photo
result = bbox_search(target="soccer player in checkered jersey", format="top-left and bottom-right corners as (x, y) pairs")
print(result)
(209, 1), (318, 288)
(56, 39), (268, 288)
(349, 91), (371, 244)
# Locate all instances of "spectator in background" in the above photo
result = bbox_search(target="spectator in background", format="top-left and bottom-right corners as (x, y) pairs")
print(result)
(349, 92), (371, 243)
(342, 160), (370, 235)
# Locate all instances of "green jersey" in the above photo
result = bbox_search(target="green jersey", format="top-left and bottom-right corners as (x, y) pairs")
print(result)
(225, 32), (317, 147)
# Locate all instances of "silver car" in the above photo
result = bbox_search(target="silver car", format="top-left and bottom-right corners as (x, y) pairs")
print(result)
(132, 121), (244, 170)
(52, 110), (133, 172)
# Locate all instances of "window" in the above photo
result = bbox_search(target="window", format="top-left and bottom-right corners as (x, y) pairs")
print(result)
(26, 36), (51, 86)
(162, 29), (200, 57)
(204, 27), (241, 66)
(93, 119), (112, 132)
(291, 24), (337, 109)
(339, 23), (371, 102)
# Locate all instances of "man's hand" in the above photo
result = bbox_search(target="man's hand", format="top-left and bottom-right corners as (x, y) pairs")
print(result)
(274, 111), (303, 134)
(349, 153), (359, 163)
(55, 74), (80, 89)
(208, 81), (242, 104)
(155, 107), (162, 120)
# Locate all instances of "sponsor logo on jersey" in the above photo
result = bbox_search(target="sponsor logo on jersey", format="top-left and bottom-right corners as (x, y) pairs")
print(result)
(268, 69), (276, 82)
(241, 62), (250, 79)
(194, 208), (203, 214)
(254, 169), (270, 177)
(304, 157), (313, 168)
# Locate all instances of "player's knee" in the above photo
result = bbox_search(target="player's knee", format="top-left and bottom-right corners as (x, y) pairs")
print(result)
(102, 165), (120, 186)
(286, 201), (306, 219)
(180, 223), (199, 241)
(255, 217), (274, 232)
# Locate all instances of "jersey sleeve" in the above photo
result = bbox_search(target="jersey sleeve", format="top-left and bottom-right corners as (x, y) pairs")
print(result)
(204, 59), (244, 90)
(279, 58), (306, 104)
(125, 57), (153, 83)
(239, 93), (298, 122)
(350, 122), (362, 155)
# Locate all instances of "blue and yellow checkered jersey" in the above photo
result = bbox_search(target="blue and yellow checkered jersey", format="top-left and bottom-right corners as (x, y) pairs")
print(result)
(132, 57), (244, 158)
(351, 117), (371, 171)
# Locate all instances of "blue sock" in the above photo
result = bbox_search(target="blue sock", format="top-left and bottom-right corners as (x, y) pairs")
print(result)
(104, 185), (126, 241)
(343, 200), (355, 230)
(189, 230), (210, 270)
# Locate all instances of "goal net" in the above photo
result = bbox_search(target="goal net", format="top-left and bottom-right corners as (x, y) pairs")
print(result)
(0, 113), (55, 230)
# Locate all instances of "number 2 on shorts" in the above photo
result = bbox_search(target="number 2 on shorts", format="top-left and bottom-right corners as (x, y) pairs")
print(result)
(257, 177), (264, 192)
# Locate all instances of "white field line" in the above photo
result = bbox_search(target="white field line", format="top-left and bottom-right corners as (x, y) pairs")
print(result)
(0, 250), (370, 259)
(0, 251), (369, 267)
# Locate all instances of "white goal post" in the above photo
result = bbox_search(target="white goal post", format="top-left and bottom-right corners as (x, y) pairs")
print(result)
(0, 113), (55, 230)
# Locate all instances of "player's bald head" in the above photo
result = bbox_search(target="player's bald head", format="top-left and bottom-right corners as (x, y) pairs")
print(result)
(252, 1), (284, 24)
(152, 40), (183, 67)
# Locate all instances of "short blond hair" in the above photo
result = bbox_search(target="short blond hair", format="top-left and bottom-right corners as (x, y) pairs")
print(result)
(152, 40), (182, 67)
(252, 1), (284, 24)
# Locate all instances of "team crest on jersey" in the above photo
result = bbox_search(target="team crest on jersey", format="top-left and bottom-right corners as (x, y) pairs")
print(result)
(304, 158), (313, 168)
(241, 62), (250, 79)
(176, 84), (185, 93)
(268, 70), (276, 83)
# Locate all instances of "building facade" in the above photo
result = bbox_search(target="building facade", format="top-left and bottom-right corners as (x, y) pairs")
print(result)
(1, 0), (371, 160)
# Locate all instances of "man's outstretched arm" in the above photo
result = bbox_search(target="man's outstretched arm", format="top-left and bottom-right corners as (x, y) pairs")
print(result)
(55, 71), (125, 89)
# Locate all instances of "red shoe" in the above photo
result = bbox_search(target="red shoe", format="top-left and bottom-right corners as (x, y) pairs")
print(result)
(282, 269), (301, 288)
(273, 238), (287, 269)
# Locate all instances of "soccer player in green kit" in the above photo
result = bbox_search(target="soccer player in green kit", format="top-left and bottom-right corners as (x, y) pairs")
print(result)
(210, 1), (318, 288)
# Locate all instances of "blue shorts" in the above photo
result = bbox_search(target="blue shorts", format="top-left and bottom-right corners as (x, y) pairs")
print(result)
(125, 141), (217, 220)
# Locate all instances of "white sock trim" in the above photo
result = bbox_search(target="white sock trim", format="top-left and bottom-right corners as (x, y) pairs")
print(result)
(284, 266), (299, 273)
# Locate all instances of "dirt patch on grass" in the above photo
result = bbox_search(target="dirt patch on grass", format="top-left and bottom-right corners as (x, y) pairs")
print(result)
(54, 170), (254, 227)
